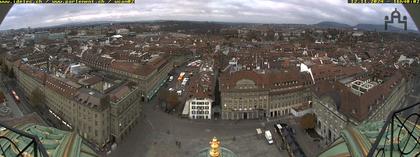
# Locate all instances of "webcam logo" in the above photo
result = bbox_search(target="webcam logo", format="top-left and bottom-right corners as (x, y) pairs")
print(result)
(384, 8), (407, 31)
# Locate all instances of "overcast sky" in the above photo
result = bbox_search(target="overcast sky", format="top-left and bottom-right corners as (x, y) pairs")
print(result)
(0, 0), (417, 31)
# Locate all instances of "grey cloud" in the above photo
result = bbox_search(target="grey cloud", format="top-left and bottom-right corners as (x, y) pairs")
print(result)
(0, 0), (417, 31)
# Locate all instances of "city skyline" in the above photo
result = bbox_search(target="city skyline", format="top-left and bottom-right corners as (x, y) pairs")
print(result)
(0, 13), (419, 157)
(0, 0), (418, 31)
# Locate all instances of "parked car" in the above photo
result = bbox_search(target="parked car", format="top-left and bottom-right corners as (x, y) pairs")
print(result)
(274, 124), (283, 133)
(280, 123), (288, 128)
(256, 128), (262, 135)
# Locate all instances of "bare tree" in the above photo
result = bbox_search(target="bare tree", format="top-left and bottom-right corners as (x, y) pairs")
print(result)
(166, 92), (180, 110)
(300, 113), (316, 129)
(30, 87), (45, 108)
(2, 64), (8, 75)
(159, 90), (179, 111)
(8, 68), (14, 78)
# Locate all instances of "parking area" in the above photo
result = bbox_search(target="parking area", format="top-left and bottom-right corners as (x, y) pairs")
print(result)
(109, 94), (290, 157)
(161, 59), (206, 114)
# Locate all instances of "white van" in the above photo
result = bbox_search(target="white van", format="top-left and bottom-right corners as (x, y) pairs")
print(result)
(264, 130), (274, 144)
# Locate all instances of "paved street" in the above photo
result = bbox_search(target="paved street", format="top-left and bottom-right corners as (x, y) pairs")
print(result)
(0, 74), (69, 130)
(109, 93), (289, 157)
(0, 74), (23, 117)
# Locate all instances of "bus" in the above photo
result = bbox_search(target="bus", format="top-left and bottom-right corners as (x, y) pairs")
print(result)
(178, 72), (185, 81)
(11, 90), (20, 103)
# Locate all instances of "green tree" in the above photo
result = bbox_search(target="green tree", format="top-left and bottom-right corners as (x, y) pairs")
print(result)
(30, 87), (45, 108)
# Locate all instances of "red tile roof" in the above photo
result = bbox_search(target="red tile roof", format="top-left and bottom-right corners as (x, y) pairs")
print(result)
(339, 71), (403, 122)
(220, 69), (312, 92)
(110, 55), (168, 76)
(45, 76), (80, 98)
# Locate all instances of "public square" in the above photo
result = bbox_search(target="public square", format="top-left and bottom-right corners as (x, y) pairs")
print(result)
(109, 94), (290, 157)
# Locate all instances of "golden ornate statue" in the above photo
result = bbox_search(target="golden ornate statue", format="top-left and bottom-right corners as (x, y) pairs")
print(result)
(209, 137), (220, 157)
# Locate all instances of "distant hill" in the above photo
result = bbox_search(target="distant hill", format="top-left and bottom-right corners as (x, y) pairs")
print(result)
(314, 21), (351, 29)
(55, 21), (115, 27)
(5, 20), (417, 34)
